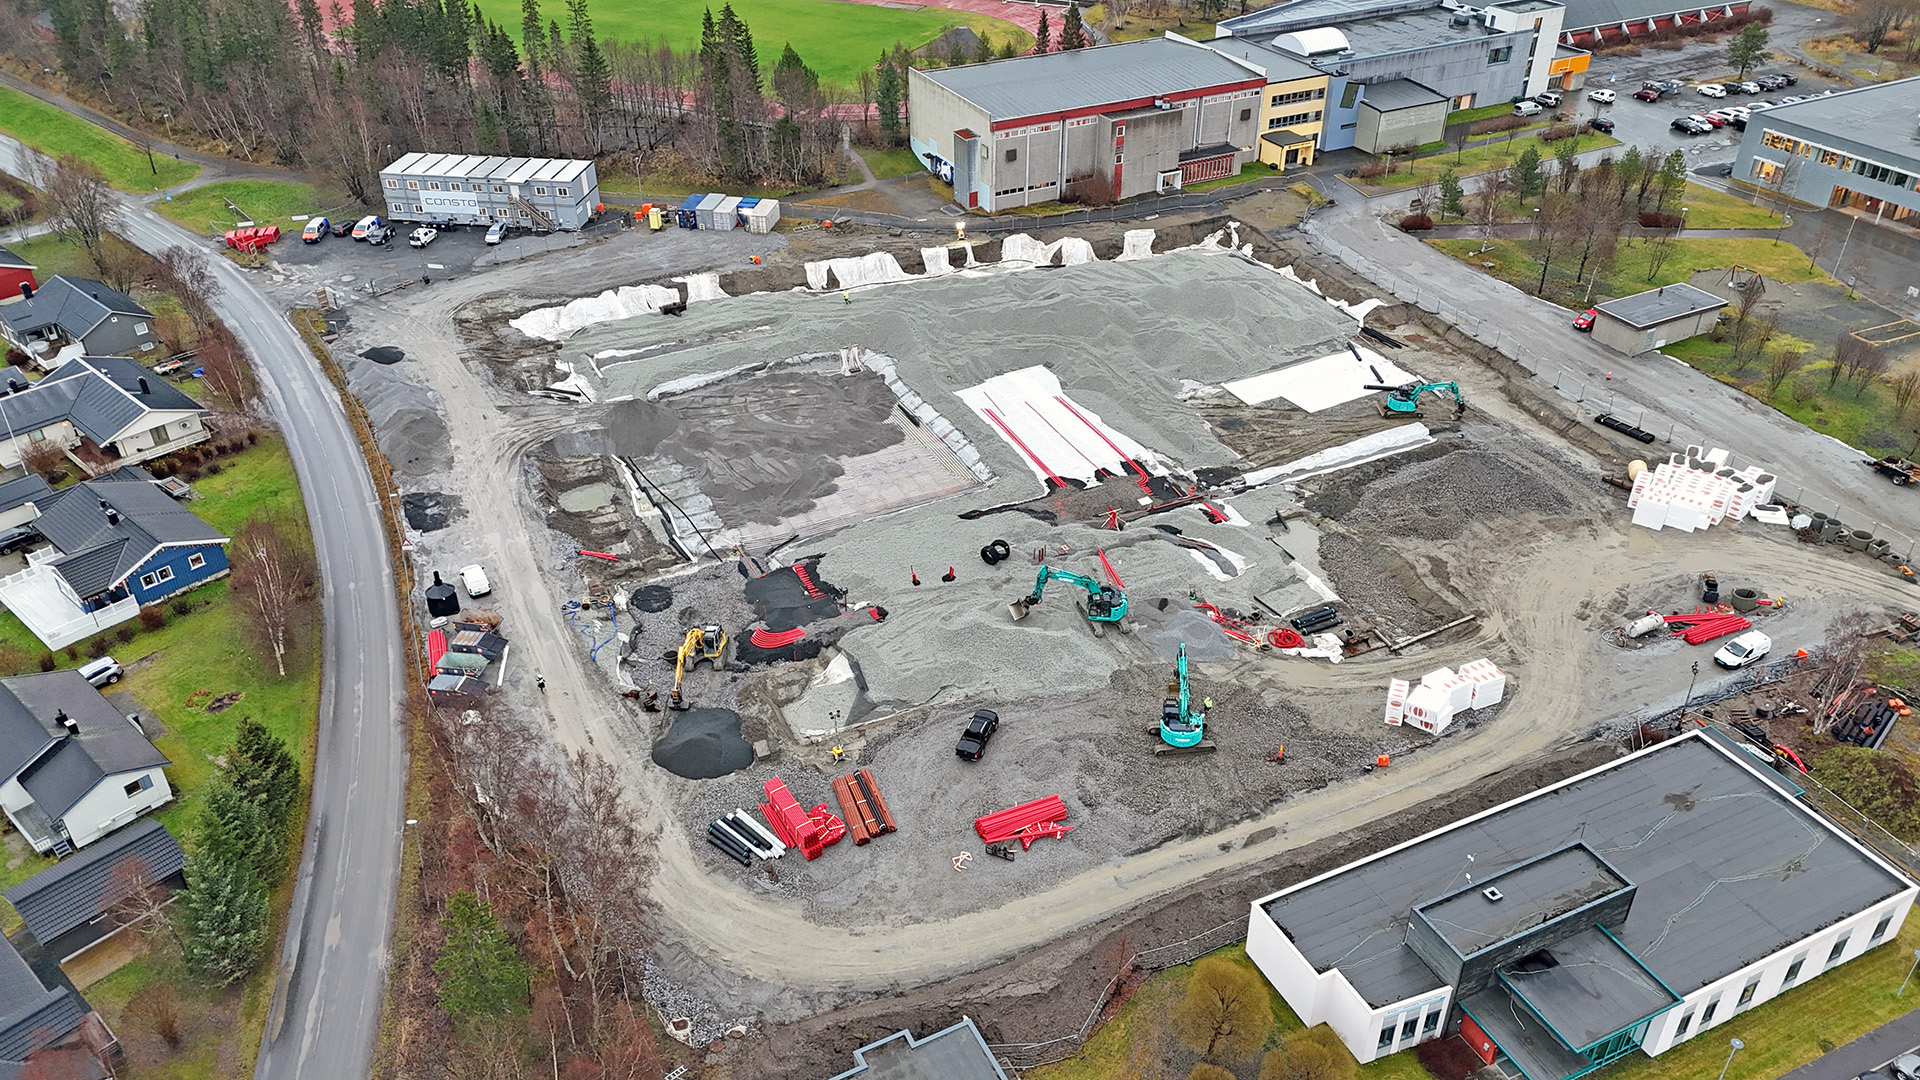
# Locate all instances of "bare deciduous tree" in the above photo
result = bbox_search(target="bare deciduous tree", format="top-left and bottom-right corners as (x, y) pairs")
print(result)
(1891, 369), (1920, 419)
(1472, 172), (1510, 253)
(230, 516), (318, 677)
(1764, 343), (1805, 398)
(37, 157), (120, 276)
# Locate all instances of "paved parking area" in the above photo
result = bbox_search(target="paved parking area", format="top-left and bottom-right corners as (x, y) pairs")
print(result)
(268, 216), (628, 297)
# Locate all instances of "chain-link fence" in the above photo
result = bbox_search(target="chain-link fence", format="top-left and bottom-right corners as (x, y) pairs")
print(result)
(1304, 232), (1920, 564)
(987, 917), (1248, 1072)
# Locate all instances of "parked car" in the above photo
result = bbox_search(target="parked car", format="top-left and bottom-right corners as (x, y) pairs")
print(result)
(1657, 79), (1684, 92)
(408, 227), (439, 248)
(1670, 116), (1710, 134)
(1773, 71), (1798, 85)
(152, 359), (185, 376)
(363, 223), (393, 245)
(1713, 630), (1772, 669)
(459, 563), (492, 598)
(1513, 100), (1543, 117)
(1778, 94), (1807, 104)
(1737, 81), (1762, 94)
(1693, 112), (1726, 127)
(330, 219), (352, 237)
(1587, 88), (1616, 104)
(1535, 90), (1563, 107)
(1573, 307), (1598, 331)
(79, 656), (123, 687)
(0, 525), (36, 555)
(1634, 88), (1662, 102)
(1890, 1053), (1920, 1080)
(1697, 83), (1727, 98)
(351, 215), (384, 240)
(485, 220), (510, 245)
(955, 709), (999, 761)
(300, 216), (330, 243)
(1588, 116), (1615, 134)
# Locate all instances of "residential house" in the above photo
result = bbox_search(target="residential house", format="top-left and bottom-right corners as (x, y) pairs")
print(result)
(0, 670), (172, 856)
(0, 355), (211, 475)
(0, 474), (50, 533)
(3, 818), (186, 960)
(0, 248), (32, 303)
(0, 277), (158, 372)
(908, 36), (1267, 211)
(0, 467), (230, 649)
(0, 927), (114, 1075)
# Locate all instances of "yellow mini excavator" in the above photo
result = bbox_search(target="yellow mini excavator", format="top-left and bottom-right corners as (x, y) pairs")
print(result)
(670, 624), (727, 710)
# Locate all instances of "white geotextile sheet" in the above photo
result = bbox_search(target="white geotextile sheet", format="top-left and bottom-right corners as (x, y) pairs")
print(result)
(955, 366), (1156, 487)
(509, 284), (681, 341)
(1243, 424), (1433, 487)
(1223, 344), (1419, 412)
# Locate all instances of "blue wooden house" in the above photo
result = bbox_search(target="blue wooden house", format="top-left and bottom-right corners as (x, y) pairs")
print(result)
(33, 467), (230, 612)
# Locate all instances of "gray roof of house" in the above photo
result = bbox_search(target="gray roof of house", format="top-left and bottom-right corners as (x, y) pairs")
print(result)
(1595, 282), (1727, 328)
(35, 469), (225, 599)
(0, 356), (204, 450)
(3, 670), (170, 820)
(1197, 36), (1327, 82)
(1257, 733), (1911, 1007)
(828, 1017), (1010, 1080)
(1502, 926), (1678, 1050)
(3, 818), (183, 941)
(915, 37), (1263, 122)
(0, 248), (31, 272)
(0, 277), (150, 339)
(0, 936), (85, 1063)
(1751, 77), (1920, 147)
(1361, 78), (1448, 110)
(0, 475), (52, 518)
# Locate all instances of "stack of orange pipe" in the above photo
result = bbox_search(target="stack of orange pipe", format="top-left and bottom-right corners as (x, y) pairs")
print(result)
(829, 769), (899, 846)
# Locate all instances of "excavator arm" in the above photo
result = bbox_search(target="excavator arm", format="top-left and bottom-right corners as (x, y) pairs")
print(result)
(1009, 566), (1129, 625)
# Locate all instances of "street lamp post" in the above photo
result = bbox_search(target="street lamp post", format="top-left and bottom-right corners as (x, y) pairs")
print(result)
(1898, 947), (1920, 997)
(1686, 660), (1700, 714)
(1834, 211), (1860, 282)
(1717, 1037), (1744, 1080)
(1681, 205), (1690, 235)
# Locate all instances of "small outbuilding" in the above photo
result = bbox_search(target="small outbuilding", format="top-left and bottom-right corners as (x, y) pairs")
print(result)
(828, 1016), (1009, 1080)
(1590, 283), (1727, 355)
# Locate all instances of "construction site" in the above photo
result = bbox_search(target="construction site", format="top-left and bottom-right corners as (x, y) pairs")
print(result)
(313, 207), (1920, 1077)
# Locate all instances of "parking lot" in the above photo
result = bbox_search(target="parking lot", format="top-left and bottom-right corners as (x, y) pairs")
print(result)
(266, 214), (628, 296)
(1554, 12), (1851, 174)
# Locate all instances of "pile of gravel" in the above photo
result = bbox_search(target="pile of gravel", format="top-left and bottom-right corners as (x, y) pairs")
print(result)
(1344, 447), (1574, 540)
(641, 959), (752, 1045)
(651, 708), (756, 779)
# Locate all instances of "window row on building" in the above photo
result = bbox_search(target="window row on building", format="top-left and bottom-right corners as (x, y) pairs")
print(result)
(1269, 110), (1325, 128)
(1759, 130), (1919, 190)
(1270, 87), (1327, 107)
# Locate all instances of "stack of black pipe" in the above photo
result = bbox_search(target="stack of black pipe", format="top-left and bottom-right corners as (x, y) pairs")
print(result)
(707, 815), (773, 867)
(1833, 699), (1900, 750)
(1291, 605), (1343, 635)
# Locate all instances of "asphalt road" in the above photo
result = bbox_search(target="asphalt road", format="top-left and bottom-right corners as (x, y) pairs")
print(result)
(0, 134), (406, 1080)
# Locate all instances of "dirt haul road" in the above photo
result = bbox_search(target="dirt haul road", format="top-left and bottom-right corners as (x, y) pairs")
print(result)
(341, 234), (1920, 1014)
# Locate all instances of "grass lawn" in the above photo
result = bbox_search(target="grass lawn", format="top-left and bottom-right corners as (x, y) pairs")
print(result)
(1365, 132), (1619, 189)
(0, 87), (198, 192)
(856, 145), (926, 181)
(1093, 9), (1217, 42)
(1448, 101), (1524, 125)
(1429, 235), (1834, 306)
(157, 179), (360, 236)
(2, 232), (95, 279)
(1679, 181), (1782, 229)
(0, 434), (317, 894)
(1035, 914), (1920, 1080)
(467, 0), (1030, 86)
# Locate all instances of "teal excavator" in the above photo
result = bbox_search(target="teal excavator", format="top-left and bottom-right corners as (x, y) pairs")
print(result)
(1009, 566), (1128, 637)
(1156, 643), (1215, 756)
(1361, 380), (1467, 420)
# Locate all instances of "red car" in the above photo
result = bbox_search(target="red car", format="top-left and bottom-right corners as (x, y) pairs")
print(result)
(1573, 308), (1598, 331)
(1633, 88), (1661, 102)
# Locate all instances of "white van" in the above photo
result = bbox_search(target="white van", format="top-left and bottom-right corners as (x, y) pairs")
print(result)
(351, 215), (384, 241)
(1512, 100), (1543, 117)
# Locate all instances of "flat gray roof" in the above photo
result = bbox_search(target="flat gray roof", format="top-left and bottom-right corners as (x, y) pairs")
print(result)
(1361, 78), (1448, 111)
(1461, 984), (1591, 1080)
(1335, 8), (1506, 57)
(1595, 282), (1726, 328)
(1416, 845), (1626, 956)
(1221, 0), (1439, 35)
(1504, 927), (1679, 1050)
(1200, 36), (1327, 82)
(1756, 78), (1920, 155)
(1258, 733), (1911, 1008)
(380, 154), (592, 184)
(828, 1016), (1009, 1080)
(916, 37), (1263, 122)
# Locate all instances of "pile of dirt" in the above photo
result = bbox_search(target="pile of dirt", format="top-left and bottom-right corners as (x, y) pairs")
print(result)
(652, 708), (756, 779)
(1343, 445), (1575, 539)
(360, 345), (405, 365)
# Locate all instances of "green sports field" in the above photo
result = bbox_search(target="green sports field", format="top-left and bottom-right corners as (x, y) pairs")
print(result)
(470, 0), (1030, 87)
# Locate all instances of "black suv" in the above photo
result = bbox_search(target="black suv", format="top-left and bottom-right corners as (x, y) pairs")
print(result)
(955, 709), (999, 761)
(0, 525), (37, 555)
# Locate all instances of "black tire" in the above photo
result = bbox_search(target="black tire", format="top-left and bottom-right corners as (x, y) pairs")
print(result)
(990, 539), (1011, 558)
(106, 673), (120, 684)
(980, 545), (1001, 565)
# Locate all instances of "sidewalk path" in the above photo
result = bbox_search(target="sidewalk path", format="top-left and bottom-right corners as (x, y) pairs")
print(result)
(1779, 999), (1920, 1080)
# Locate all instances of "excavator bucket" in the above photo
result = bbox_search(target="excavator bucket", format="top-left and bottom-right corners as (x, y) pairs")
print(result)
(1009, 596), (1034, 621)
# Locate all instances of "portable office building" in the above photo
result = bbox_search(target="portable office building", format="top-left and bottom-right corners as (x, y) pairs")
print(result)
(379, 154), (599, 232)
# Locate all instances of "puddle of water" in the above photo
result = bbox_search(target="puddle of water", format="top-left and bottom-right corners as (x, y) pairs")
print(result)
(557, 481), (614, 513)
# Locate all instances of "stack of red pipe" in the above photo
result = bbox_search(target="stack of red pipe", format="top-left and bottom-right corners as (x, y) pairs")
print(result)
(761, 777), (826, 860)
(1664, 610), (1753, 645)
(976, 795), (1069, 844)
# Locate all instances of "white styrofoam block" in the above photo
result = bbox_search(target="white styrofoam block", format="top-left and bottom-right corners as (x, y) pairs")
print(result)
(1628, 472), (1649, 509)
(1705, 447), (1731, 465)
(1385, 678), (1409, 726)
(1469, 669), (1506, 708)
(1632, 499), (1669, 531)
(1420, 667), (1456, 688)
(1405, 683), (1454, 729)
(1438, 675), (1474, 713)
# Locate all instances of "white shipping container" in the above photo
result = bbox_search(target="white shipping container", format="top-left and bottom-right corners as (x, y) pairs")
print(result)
(713, 196), (743, 231)
(695, 192), (724, 229)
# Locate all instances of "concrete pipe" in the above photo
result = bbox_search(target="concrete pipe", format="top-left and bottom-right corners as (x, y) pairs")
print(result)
(1870, 539), (1892, 555)
(1731, 588), (1761, 613)
(1628, 460), (1648, 481)
(1627, 612), (1666, 637)
(1823, 519), (1847, 541)
(1812, 511), (1830, 526)
(1849, 530), (1873, 552)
